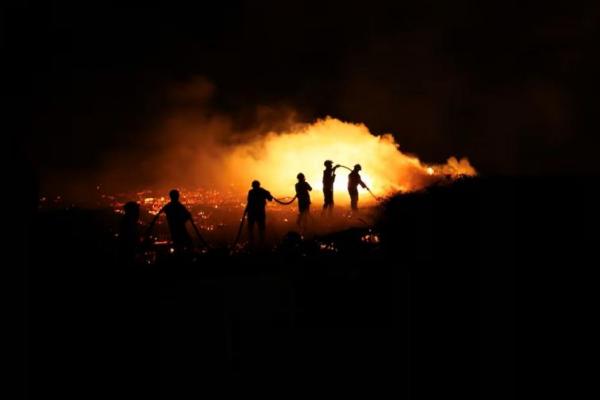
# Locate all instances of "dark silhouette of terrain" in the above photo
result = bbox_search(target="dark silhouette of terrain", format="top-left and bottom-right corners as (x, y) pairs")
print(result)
(31, 176), (595, 398)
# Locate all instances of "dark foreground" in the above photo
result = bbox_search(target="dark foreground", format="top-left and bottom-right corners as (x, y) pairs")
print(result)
(22, 176), (568, 398)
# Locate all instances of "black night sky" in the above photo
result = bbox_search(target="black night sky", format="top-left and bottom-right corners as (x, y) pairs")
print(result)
(6, 1), (600, 178)
(11, 2), (600, 398)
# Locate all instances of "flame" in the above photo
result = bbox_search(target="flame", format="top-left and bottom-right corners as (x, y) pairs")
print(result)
(40, 114), (479, 250)
(223, 117), (475, 203)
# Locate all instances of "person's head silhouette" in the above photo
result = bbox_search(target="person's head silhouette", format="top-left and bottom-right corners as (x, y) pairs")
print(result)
(169, 189), (180, 202)
(123, 201), (140, 219)
(354, 164), (362, 172)
(251, 180), (261, 189)
(324, 160), (333, 168)
(297, 173), (305, 182)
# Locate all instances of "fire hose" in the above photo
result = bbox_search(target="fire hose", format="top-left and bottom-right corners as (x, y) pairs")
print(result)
(232, 208), (248, 249)
(365, 187), (383, 201)
(273, 195), (297, 205)
(336, 164), (353, 171)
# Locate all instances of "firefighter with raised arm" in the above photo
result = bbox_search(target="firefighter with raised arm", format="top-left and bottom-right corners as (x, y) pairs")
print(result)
(322, 160), (341, 214)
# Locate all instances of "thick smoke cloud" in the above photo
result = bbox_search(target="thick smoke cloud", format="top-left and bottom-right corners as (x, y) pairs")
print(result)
(71, 77), (474, 204)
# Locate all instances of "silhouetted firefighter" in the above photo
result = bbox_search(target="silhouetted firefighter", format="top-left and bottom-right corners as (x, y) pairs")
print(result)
(348, 164), (369, 211)
(246, 180), (273, 246)
(118, 201), (141, 265)
(322, 160), (340, 214)
(295, 173), (312, 231)
(147, 189), (193, 251)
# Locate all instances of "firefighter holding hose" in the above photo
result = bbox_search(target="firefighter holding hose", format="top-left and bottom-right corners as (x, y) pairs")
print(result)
(348, 164), (369, 211)
(246, 180), (274, 246)
(146, 189), (194, 251)
(295, 173), (312, 232)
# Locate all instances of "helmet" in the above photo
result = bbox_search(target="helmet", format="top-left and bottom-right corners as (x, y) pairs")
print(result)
(297, 173), (305, 180)
(251, 180), (260, 188)
(324, 160), (333, 166)
(354, 164), (362, 171)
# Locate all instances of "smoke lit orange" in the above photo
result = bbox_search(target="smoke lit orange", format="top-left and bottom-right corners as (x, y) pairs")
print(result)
(222, 117), (475, 204)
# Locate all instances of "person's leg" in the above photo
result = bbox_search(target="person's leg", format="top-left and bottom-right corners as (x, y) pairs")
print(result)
(303, 207), (310, 232)
(299, 206), (309, 233)
(247, 217), (255, 246)
(257, 217), (266, 245)
(323, 190), (334, 214)
(183, 232), (193, 250)
(171, 228), (192, 252)
(350, 190), (358, 210)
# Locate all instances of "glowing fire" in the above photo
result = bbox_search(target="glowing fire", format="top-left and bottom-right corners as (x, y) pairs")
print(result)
(222, 117), (475, 203)
(44, 117), (476, 215)
(37, 116), (477, 250)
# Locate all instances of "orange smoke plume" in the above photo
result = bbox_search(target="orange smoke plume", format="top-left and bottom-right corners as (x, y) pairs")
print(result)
(222, 117), (475, 203)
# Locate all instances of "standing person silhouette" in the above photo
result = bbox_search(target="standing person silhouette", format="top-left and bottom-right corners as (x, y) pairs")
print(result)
(147, 189), (193, 251)
(295, 173), (312, 232)
(348, 164), (368, 211)
(246, 180), (273, 247)
(118, 201), (141, 265)
(322, 160), (340, 215)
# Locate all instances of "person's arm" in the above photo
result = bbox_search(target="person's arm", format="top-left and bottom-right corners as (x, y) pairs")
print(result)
(307, 183), (312, 191)
(359, 178), (368, 189)
(265, 190), (273, 202)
